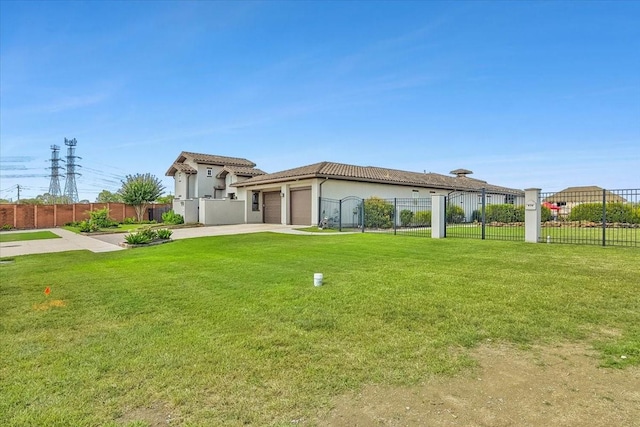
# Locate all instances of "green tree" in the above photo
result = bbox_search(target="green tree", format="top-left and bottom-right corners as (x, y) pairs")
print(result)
(156, 194), (175, 204)
(18, 198), (43, 205)
(96, 190), (123, 203)
(118, 173), (165, 222)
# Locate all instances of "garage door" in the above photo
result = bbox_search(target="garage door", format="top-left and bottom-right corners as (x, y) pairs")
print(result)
(263, 191), (282, 224)
(290, 187), (312, 225)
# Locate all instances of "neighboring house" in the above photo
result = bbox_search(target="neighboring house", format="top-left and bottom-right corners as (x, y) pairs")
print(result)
(543, 186), (627, 218)
(233, 161), (523, 226)
(165, 151), (265, 223)
(166, 152), (523, 226)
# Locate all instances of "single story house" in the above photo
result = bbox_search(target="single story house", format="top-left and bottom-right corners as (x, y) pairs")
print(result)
(234, 162), (523, 225)
(166, 151), (523, 226)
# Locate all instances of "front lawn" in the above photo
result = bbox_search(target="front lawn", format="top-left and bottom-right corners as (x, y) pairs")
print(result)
(62, 224), (146, 234)
(0, 231), (61, 243)
(1, 233), (638, 426)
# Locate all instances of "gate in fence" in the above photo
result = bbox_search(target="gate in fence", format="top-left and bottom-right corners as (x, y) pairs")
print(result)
(445, 189), (526, 241)
(318, 196), (432, 236)
(539, 188), (639, 247)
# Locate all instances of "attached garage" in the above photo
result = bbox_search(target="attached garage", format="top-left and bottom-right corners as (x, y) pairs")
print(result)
(290, 187), (312, 225)
(263, 191), (282, 224)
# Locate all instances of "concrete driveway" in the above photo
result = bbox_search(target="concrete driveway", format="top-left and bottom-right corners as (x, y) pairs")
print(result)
(0, 224), (315, 257)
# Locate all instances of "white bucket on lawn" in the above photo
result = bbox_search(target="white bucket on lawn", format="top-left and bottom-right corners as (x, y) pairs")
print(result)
(314, 273), (323, 287)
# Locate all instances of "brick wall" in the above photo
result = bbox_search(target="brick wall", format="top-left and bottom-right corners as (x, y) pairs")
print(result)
(0, 203), (171, 230)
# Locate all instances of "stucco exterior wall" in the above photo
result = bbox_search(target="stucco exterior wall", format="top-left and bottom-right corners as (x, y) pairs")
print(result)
(174, 172), (198, 200)
(173, 199), (199, 224)
(194, 164), (225, 198)
(199, 198), (245, 225)
(320, 179), (446, 200)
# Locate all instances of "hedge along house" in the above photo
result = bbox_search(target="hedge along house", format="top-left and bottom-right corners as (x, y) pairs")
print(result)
(233, 161), (524, 226)
(542, 185), (627, 219)
(166, 151), (265, 224)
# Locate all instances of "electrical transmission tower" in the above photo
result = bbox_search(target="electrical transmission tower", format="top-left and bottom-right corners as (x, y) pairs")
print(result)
(63, 138), (81, 203)
(47, 144), (65, 203)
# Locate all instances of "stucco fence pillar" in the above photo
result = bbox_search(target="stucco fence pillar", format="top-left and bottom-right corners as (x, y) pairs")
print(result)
(524, 188), (541, 243)
(431, 194), (446, 238)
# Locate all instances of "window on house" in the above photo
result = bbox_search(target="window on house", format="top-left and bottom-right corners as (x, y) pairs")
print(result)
(252, 192), (260, 211)
(506, 194), (515, 204)
(206, 169), (213, 177)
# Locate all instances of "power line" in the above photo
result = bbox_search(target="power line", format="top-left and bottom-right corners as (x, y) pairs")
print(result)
(0, 184), (19, 193)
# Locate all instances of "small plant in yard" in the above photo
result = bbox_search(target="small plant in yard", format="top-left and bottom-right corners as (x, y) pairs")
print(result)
(88, 207), (118, 228)
(124, 232), (151, 245)
(161, 210), (184, 225)
(1, 224), (12, 231)
(138, 227), (158, 241)
(400, 209), (414, 227)
(78, 219), (99, 233)
(124, 227), (172, 245)
(156, 228), (173, 239)
(414, 210), (431, 226)
(446, 205), (466, 223)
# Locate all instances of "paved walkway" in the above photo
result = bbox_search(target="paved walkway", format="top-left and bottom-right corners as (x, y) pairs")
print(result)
(0, 224), (319, 258)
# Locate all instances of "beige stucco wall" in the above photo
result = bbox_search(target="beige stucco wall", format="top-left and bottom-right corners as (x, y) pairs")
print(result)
(173, 198), (199, 224)
(194, 164), (226, 198)
(174, 172), (188, 199)
(199, 198), (245, 225)
(320, 179), (446, 200)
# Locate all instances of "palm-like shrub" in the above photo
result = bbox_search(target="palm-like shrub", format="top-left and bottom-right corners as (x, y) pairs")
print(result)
(156, 229), (173, 239)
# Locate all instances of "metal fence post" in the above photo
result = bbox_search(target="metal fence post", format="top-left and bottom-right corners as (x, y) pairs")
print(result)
(481, 188), (486, 240)
(394, 198), (397, 235)
(602, 188), (606, 247)
(361, 199), (365, 233)
(339, 198), (343, 232)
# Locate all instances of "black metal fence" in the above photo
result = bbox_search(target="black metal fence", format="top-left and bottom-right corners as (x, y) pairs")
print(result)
(148, 205), (172, 222)
(318, 196), (432, 237)
(540, 188), (639, 247)
(445, 189), (526, 241)
(320, 188), (639, 248)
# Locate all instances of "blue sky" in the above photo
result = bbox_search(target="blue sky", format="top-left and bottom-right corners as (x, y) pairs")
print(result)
(1, 1), (639, 201)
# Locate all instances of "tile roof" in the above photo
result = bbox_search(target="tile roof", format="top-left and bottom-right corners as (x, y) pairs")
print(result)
(234, 161), (522, 194)
(543, 186), (627, 203)
(168, 163), (197, 174)
(216, 166), (267, 178)
(166, 151), (256, 176)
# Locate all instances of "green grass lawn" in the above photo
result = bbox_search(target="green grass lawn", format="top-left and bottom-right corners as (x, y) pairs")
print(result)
(62, 224), (148, 234)
(445, 225), (639, 246)
(0, 231), (61, 243)
(1, 233), (638, 426)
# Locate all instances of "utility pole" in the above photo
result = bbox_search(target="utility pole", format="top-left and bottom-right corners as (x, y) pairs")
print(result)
(16, 184), (21, 203)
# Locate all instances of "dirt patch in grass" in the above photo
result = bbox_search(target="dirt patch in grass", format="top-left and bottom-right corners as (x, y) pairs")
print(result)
(118, 402), (179, 426)
(32, 299), (66, 311)
(320, 342), (640, 426)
